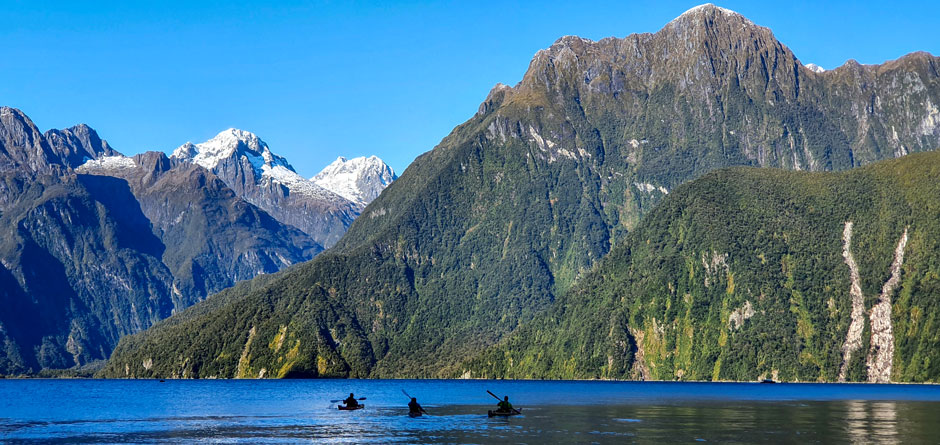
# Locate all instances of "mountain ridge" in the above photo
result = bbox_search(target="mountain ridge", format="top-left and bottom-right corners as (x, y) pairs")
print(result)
(100, 5), (940, 380)
(171, 129), (395, 247)
(311, 155), (397, 205)
(0, 109), (386, 374)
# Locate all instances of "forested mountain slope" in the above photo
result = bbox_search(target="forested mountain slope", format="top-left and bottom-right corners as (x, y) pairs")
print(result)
(460, 150), (940, 383)
(102, 5), (940, 379)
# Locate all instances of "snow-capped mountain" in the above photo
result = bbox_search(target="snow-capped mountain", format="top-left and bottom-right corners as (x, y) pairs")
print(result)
(0, 108), (323, 374)
(172, 129), (341, 202)
(804, 63), (826, 73)
(171, 129), (391, 247)
(312, 155), (397, 205)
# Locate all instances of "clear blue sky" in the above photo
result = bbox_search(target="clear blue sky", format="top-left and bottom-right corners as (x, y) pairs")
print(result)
(2, 0), (938, 176)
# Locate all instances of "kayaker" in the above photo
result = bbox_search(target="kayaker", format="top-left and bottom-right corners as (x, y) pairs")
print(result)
(496, 396), (514, 413)
(344, 393), (359, 409)
(408, 397), (426, 415)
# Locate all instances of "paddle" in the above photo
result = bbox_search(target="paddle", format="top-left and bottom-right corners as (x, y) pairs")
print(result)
(486, 389), (521, 414)
(402, 389), (428, 414)
(330, 396), (367, 403)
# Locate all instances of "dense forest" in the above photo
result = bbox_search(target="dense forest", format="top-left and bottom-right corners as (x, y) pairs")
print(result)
(459, 151), (940, 382)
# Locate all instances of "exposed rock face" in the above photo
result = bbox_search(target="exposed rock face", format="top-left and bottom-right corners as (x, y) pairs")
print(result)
(0, 107), (64, 174)
(839, 222), (866, 382)
(838, 222), (909, 383)
(0, 173), (176, 371)
(311, 156), (397, 206)
(0, 108), (117, 175)
(0, 110), (322, 374)
(78, 152), (322, 304)
(172, 130), (362, 247)
(729, 300), (755, 330)
(512, 4), (939, 177)
(866, 227), (908, 383)
(44, 124), (118, 168)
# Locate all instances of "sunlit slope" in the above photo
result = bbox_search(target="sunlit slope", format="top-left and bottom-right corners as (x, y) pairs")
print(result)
(102, 6), (940, 379)
(461, 150), (940, 382)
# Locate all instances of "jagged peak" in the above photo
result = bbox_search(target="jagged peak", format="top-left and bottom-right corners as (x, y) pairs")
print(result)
(171, 128), (293, 173)
(672, 3), (744, 22)
(311, 155), (397, 205)
(664, 3), (759, 34)
(804, 63), (826, 73)
(551, 35), (595, 47)
(489, 83), (512, 94)
(0, 106), (29, 119)
(479, 83), (515, 115)
(315, 155), (394, 175)
(200, 128), (267, 155)
(0, 107), (40, 132)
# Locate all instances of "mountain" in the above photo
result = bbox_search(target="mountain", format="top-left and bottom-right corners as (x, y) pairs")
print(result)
(311, 156), (397, 206)
(77, 152), (322, 300)
(0, 110), (323, 374)
(458, 150), (940, 383)
(101, 4), (940, 379)
(0, 108), (116, 174)
(804, 63), (826, 73)
(172, 130), (360, 247)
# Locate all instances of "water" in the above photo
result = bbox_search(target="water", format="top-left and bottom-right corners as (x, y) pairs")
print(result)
(2, 379), (940, 443)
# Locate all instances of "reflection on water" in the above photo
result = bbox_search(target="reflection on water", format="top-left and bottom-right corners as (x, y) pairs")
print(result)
(846, 400), (900, 445)
(2, 380), (939, 443)
(4, 402), (938, 444)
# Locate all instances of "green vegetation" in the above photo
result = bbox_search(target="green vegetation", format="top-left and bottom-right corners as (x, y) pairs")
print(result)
(459, 151), (940, 382)
(102, 13), (940, 380)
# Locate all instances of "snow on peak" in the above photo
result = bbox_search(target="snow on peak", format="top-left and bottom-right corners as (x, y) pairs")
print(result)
(171, 129), (347, 202)
(76, 155), (137, 173)
(259, 163), (341, 200)
(171, 128), (292, 174)
(311, 155), (397, 205)
(804, 63), (826, 73)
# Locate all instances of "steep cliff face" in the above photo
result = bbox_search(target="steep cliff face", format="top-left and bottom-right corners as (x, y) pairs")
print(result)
(0, 107), (66, 174)
(0, 172), (176, 372)
(0, 110), (324, 374)
(78, 151), (323, 306)
(172, 130), (361, 247)
(460, 151), (940, 383)
(509, 4), (938, 182)
(103, 5), (940, 380)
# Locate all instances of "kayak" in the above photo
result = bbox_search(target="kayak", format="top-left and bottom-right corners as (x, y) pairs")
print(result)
(488, 409), (522, 417)
(408, 411), (423, 418)
(338, 404), (365, 411)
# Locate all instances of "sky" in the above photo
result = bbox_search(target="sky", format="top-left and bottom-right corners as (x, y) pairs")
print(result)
(2, 0), (938, 177)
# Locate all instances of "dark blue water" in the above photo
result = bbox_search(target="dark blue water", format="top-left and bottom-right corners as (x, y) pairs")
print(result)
(2, 379), (939, 443)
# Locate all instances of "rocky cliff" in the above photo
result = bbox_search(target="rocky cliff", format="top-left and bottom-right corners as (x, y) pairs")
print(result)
(172, 130), (361, 247)
(0, 111), (323, 374)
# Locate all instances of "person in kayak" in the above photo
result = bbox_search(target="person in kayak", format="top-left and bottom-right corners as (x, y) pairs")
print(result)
(343, 393), (359, 409)
(408, 397), (426, 415)
(496, 396), (514, 413)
